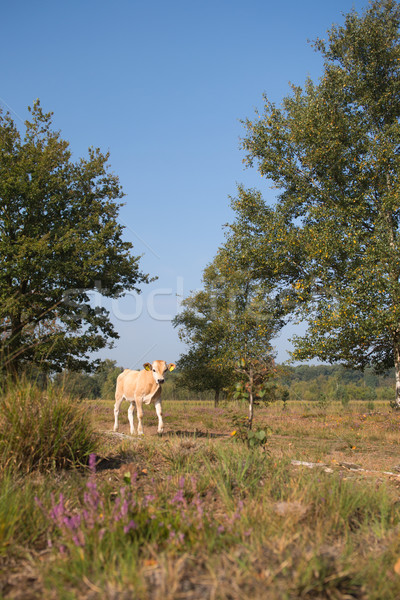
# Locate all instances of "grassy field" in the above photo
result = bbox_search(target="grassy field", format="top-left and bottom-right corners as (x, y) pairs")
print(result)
(2, 395), (400, 599)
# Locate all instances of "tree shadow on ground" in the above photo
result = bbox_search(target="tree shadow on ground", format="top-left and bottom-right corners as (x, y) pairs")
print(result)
(165, 429), (228, 439)
(96, 455), (127, 471)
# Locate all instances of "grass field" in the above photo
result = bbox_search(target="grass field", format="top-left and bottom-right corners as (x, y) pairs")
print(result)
(2, 395), (400, 599)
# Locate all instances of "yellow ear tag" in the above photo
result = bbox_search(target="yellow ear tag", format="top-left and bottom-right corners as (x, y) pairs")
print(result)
(169, 364), (176, 372)
(144, 363), (152, 371)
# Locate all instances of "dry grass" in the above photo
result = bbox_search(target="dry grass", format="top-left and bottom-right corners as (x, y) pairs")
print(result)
(2, 398), (400, 599)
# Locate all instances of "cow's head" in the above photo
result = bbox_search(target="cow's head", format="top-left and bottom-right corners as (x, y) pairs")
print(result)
(144, 360), (175, 384)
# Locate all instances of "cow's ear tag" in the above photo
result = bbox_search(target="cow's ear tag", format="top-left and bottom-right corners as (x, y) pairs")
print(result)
(168, 363), (176, 372)
(144, 363), (152, 371)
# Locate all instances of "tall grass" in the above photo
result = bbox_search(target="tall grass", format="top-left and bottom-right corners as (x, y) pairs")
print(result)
(0, 469), (47, 556)
(0, 381), (98, 472)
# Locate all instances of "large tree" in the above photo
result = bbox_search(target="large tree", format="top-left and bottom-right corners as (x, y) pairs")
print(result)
(0, 101), (149, 376)
(227, 0), (400, 406)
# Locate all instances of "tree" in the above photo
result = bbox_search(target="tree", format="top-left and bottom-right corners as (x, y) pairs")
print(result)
(173, 286), (230, 406)
(0, 101), (150, 377)
(227, 0), (400, 406)
(52, 359), (123, 399)
(53, 369), (99, 399)
(95, 359), (123, 399)
(173, 348), (226, 406)
(173, 245), (281, 421)
(233, 356), (277, 429)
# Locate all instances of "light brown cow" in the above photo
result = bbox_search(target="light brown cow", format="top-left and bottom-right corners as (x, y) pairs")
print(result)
(113, 360), (175, 435)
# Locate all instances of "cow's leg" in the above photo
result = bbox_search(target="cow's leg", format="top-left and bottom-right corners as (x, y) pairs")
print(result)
(155, 398), (164, 434)
(128, 401), (135, 435)
(114, 393), (124, 432)
(137, 398), (144, 435)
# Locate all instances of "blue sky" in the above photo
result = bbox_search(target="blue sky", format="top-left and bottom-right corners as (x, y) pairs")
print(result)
(1, 0), (368, 369)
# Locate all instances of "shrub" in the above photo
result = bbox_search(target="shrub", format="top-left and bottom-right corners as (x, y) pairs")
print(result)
(230, 414), (269, 450)
(0, 382), (98, 472)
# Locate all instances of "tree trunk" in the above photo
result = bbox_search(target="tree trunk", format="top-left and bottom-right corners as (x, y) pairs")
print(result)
(248, 391), (254, 429)
(394, 343), (400, 409)
(6, 314), (22, 379)
(248, 368), (254, 429)
(214, 388), (220, 408)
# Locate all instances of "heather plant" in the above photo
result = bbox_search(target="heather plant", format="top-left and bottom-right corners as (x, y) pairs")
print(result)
(35, 452), (250, 580)
(0, 382), (98, 472)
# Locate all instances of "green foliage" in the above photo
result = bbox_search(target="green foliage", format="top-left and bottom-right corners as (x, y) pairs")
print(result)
(98, 359), (124, 399)
(246, 428), (268, 449)
(172, 346), (227, 404)
(233, 357), (277, 398)
(278, 364), (393, 403)
(53, 369), (99, 399)
(0, 101), (149, 377)
(53, 359), (123, 399)
(230, 413), (269, 449)
(173, 246), (281, 412)
(51, 359), (123, 399)
(366, 399), (376, 412)
(0, 381), (98, 472)
(281, 388), (290, 410)
(316, 393), (331, 413)
(226, 0), (400, 406)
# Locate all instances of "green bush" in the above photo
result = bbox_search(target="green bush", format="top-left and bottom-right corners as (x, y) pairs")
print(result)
(0, 382), (98, 472)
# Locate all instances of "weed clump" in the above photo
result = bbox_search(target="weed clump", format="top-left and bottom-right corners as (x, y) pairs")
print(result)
(0, 382), (98, 472)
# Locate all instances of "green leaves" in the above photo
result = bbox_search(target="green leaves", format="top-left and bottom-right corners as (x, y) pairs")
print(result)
(230, 413), (269, 449)
(247, 429), (268, 449)
(173, 243), (279, 407)
(227, 0), (400, 391)
(0, 100), (149, 375)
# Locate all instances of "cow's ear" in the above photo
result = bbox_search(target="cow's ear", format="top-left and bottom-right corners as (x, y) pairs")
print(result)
(144, 363), (152, 371)
(168, 363), (176, 372)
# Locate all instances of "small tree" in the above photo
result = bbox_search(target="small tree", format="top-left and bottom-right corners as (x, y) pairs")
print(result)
(233, 357), (277, 429)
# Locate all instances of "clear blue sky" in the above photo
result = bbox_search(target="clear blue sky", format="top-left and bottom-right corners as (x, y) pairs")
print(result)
(1, 0), (368, 369)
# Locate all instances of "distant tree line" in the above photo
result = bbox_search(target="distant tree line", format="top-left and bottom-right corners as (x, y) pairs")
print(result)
(48, 361), (394, 403)
(280, 364), (394, 403)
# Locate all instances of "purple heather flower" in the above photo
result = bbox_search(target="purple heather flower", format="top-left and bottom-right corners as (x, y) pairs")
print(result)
(143, 494), (156, 507)
(89, 453), (97, 474)
(62, 514), (81, 530)
(244, 529), (252, 537)
(124, 520), (137, 534)
(72, 530), (85, 547)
